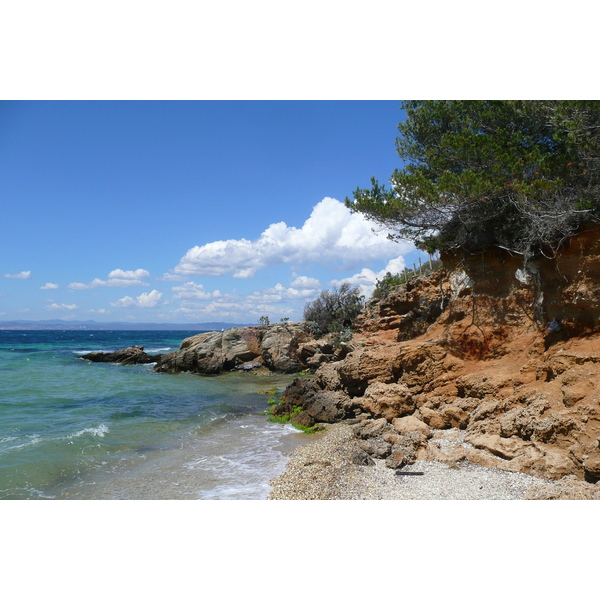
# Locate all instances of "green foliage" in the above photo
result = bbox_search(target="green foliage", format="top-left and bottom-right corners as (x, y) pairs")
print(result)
(257, 386), (279, 395)
(258, 316), (270, 326)
(265, 403), (322, 434)
(256, 386), (281, 406)
(303, 283), (365, 337)
(373, 272), (405, 300)
(267, 414), (291, 424)
(346, 101), (600, 260)
(290, 421), (323, 435)
(372, 259), (443, 300)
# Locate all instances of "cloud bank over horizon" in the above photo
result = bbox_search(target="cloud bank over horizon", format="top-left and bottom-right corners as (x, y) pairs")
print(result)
(68, 269), (151, 290)
(2, 198), (418, 323)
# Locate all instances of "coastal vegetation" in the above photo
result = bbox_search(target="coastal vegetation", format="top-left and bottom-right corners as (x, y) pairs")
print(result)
(372, 257), (443, 300)
(346, 101), (600, 262)
(265, 395), (324, 434)
(303, 282), (364, 337)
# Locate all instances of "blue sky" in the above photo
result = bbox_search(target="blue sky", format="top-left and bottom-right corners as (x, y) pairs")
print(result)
(0, 100), (426, 324)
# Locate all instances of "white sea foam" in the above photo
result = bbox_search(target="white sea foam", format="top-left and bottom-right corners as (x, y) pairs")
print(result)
(68, 424), (110, 439)
(73, 347), (171, 355)
(73, 349), (117, 355)
(0, 434), (42, 456)
(176, 417), (310, 499)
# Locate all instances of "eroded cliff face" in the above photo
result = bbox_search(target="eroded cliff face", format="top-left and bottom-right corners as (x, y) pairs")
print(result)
(280, 230), (600, 483)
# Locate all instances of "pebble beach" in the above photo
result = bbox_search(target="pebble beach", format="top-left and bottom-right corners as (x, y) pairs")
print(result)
(268, 422), (600, 500)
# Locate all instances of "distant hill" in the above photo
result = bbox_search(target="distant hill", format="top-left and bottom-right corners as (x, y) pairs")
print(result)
(0, 320), (254, 331)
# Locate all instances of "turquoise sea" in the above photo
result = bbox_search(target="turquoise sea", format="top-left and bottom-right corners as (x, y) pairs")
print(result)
(0, 329), (310, 500)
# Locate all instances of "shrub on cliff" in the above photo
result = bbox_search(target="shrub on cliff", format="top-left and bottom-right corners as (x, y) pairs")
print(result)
(303, 283), (365, 337)
(372, 272), (404, 300)
(346, 101), (600, 261)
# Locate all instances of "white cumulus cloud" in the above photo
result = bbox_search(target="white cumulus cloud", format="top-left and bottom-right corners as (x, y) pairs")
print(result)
(4, 271), (31, 279)
(157, 273), (188, 282)
(331, 256), (407, 298)
(47, 303), (78, 311)
(171, 282), (222, 301)
(291, 275), (321, 289)
(169, 280), (321, 322)
(172, 197), (413, 278)
(110, 289), (163, 308)
(40, 283), (59, 290)
(248, 283), (319, 303)
(69, 268), (151, 290)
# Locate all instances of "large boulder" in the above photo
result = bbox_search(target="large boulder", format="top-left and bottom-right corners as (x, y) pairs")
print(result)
(272, 377), (355, 424)
(336, 345), (404, 396)
(155, 331), (225, 374)
(154, 323), (312, 375)
(361, 381), (415, 420)
(260, 324), (308, 373)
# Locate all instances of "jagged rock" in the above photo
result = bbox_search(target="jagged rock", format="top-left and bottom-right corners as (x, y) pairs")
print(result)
(356, 272), (447, 339)
(350, 449), (376, 466)
(418, 406), (449, 430)
(393, 415), (432, 438)
(439, 405), (470, 429)
(337, 346), (404, 396)
(81, 346), (158, 365)
(506, 444), (582, 480)
(361, 381), (415, 420)
(291, 411), (315, 429)
(272, 378), (354, 424)
(234, 361), (263, 372)
(260, 324), (307, 373)
(382, 431), (404, 445)
(465, 433), (532, 461)
(273, 377), (320, 415)
(353, 417), (393, 440)
(524, 476), (600, 500)
(315, 362), (344, 391)
(222, 328), (262, 367)
(304, 391), (351, 423)
(306, 352), (331, 369)
(156, 331), (225, 374)
(385, 449), (407, 470)
(497, 396), (577, 443)
(583, 454), (600, 481)
(358, 437), (391, 458)
(154, 323), (311, 375)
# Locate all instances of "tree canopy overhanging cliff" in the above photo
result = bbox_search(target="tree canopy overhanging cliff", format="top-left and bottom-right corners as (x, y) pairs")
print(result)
(346, 101), (600, 260)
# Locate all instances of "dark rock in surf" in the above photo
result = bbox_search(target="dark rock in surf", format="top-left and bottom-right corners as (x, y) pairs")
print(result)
(81, 346), (160, 365)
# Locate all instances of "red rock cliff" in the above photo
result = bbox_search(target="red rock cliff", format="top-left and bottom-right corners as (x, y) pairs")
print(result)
(284, 229), (600, 483)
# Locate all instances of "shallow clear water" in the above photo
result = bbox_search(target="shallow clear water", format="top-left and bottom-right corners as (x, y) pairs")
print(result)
(0, 330), (309, 499)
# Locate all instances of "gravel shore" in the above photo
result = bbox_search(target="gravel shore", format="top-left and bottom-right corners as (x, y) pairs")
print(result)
(269, 422), (600, 500)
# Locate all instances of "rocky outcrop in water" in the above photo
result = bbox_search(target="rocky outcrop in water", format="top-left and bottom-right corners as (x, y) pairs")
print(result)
(153, 322), (350, 375)
(274, 230), (600, 485)
(81, 346), (160, 365)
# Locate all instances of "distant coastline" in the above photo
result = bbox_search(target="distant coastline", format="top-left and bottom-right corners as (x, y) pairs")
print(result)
(0, 319), (253, 331)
